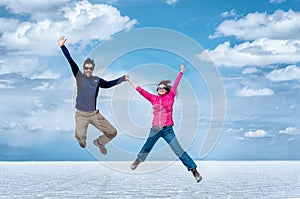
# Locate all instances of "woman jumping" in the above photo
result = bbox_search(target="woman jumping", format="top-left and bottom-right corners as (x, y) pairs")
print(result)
(125, 64), (202, 183)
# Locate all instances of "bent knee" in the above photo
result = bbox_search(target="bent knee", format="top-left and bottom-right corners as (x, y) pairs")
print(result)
(107, 128), (117, 139)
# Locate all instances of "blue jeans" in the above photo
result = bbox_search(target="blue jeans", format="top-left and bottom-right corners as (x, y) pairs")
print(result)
(137, 126), (197, 171)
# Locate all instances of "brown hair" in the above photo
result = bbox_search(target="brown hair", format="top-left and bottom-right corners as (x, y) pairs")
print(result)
(83, 58), (95, 68)
(158, 80), (172, 94)
(158, 80), (179, 97)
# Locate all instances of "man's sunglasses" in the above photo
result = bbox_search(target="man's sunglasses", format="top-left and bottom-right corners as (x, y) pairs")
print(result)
(84, 66), (94, 71)
(157, 87), (167, 91)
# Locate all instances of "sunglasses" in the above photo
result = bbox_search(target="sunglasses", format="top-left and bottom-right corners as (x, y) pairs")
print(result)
(157, 87), (167, 91)
(84, 66), (94, 71)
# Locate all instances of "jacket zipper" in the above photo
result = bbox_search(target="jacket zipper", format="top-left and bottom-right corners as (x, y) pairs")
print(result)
(159, 97), (162, 127)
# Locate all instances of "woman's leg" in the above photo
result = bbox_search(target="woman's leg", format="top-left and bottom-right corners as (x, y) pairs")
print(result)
(131, 127), (162, 170)
(162, 126), (197, 171)
(137, 127), (161, 161)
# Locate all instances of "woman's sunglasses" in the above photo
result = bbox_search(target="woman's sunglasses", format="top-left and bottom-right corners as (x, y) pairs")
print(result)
(157, 87), (167, 91)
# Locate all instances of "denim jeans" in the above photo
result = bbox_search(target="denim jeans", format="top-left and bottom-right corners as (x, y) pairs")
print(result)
(137, 126), (197, 171)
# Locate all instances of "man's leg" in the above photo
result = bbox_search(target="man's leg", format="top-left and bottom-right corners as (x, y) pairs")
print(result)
(75, 111), (89, 148)
(90, 110), (117, 154)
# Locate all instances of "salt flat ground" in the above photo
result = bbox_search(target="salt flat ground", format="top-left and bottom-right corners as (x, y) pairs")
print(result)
(0, 161), (299, 199)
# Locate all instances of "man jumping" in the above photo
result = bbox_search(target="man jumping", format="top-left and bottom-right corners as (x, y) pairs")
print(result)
(58, 36), (127, 155)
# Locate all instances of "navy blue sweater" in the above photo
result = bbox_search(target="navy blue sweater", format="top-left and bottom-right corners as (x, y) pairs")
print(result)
(61, 45), (125, 112)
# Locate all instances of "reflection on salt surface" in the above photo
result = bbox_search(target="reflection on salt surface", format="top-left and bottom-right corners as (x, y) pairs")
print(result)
(0, 161), (299, 198)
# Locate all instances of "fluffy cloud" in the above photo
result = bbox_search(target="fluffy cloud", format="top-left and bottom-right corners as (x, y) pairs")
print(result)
(0, 80), (14, 89)
(31, 70), (61, 80)
(0, 0), (137, 56)
(197, 39), (300, 67)
(239, 86), (274, 97)
(279, 127), (300, 135)
(221, 9), (237, 18)
(244, 129), (268, 138)
(0, 84), (13, 89)
(266, 65), (300, 81)
(242, 67), (258, 74)
(0, 0), (69, 15)
(211, 9), (300, 40)
(0, 56), (40, 76)
(165, 0), (179, 6)
(32, 82), (52, 91)
(269, 0), (286, 3)
(200, 10), (300, 68)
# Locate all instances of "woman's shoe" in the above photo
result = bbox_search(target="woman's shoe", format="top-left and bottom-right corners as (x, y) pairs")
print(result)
(191, 168), (202, 183)
(131, 158), (141, 170)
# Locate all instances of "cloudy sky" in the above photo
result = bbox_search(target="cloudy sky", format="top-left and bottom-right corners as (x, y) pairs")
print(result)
(0, 0), (299, 161)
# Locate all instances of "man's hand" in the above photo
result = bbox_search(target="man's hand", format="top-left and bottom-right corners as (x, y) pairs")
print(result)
(58, 36), (67, 47)
(124, 75), (130, 81)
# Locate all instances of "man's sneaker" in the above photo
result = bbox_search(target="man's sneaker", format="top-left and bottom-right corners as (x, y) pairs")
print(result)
(130, 158), (141, 170)
(93, 139), (107, 155)
(75, 134), (86, 148)
(191, 168), (202, 183)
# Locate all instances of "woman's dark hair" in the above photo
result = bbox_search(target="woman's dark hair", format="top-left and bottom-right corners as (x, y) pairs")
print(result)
(157, 80), (177, 95)
(158, 80), (179, 97)
(158, 80), (172, 94)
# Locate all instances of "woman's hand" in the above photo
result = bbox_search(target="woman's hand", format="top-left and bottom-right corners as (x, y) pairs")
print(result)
(126, 76), (138, 88)
(124, 75), (130, 81)
(58, 36), (67, 47)
(180, 64), (185, 73)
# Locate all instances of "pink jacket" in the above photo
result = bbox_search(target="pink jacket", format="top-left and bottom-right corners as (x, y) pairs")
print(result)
(136, 72), (183, 128)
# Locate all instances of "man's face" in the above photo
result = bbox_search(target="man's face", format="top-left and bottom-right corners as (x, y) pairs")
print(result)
(83, 63), (94, 77)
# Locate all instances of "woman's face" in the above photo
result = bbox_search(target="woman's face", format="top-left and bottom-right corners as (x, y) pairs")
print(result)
(157, 84), (167, 95)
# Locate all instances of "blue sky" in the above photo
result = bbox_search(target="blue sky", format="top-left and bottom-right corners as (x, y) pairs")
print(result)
(0, 0), (300, 161)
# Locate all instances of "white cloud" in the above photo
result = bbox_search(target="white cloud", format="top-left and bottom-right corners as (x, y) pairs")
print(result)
(0, 90), (75, 141)
(244, 129), (268, 138)
(165, 0), (179, 6)
(269, 0), (286, 3)
(0, 56), (39, 76)
(0, 0), (70, 20)
(279, 127), (300, 135)
(211, 9), (300, 40)
(24, 104), (74, 132)
(200, 10), (300, 68)
(31, 70), (61, 80)
(266, 65), (300, 81)
(225, 127), (244, 134)
(0, 80), (14, 89)
(33, 82), (52, 91)
(221, 9), (237, 18)
(198, 39), (300, 67)
(242, 67), (258, 74)
(0, 0), (137, 56)
(0, 18), (20, 32)
(0, 84), (14, 89)
(239, 86), (274, 97)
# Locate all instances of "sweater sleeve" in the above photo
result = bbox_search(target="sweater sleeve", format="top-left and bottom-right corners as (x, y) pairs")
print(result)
(170, 72), (183, 95)
(136, 86), (156, 103)
(60, 45), (80, 77)
(98, 75), (126, 88)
